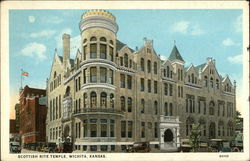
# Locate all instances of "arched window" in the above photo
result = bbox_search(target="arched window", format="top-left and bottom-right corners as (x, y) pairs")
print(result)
(210, 77), (214, 88)
(90, 37), (97, 41)
(209, 122), (216, 139)
(188, 75), (191, 82)
(141, 99), (145, 113)
(100, 44), (107, 59)
(90, 92), (97, 108)
(83, 93), (87, 108)
(124, 53), (128, 67)
(90, 67), (97, 83)
(83, 45), (87, 60)
(100, 67), (107, 83)
(110, 94), (114, 108)
(121, 96), (125, 111)
(204, 76), (208, 87)
(100, 92), (107, 108)
(128, 97), (132, 112)
(141, 58), (145, 71)
(154, 62), (157, 74)
(154, 101), (158, 115)
(109, 46), (113, 61)
(167, 66), (170, 77)
(100, 37), (106, 42)
(147, 60), (151, 73)
(163, 69), (166, 77)
(195, 77), (197, 84)
(191, 73), (194, 83)
(54, 71), (57, 78)
(90, 43), (97, 58)
(216, 79), (219, 89)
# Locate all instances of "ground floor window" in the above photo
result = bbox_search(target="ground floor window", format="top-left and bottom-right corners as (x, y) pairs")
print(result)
(100, 145), (108, 151)
(111, 145), (115, 151)
(82, 146), (87, 151)
(90, 145), (97, 151)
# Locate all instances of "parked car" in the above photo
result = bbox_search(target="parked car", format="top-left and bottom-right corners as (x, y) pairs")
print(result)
(55, 142), (73, 153)
(43, 142), (57, 153)
(10, 142), (21, 153)
(209, 139), (230, 152)
(127, 142), (151, 152)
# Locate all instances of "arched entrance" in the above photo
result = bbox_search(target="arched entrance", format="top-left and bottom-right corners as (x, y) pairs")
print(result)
(209, 122), (216, 139)
(64, 125), (70, 139)
(164, 129), (173, 142)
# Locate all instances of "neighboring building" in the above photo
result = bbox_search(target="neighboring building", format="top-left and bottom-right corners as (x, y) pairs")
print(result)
(19, 85), (47, 146)
(46, 10), (236, 152)
(15, 103), (20, 132)
(9, 119), (20, 142)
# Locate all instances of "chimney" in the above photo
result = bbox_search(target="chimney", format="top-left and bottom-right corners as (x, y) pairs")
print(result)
(62, 34), (70, 69)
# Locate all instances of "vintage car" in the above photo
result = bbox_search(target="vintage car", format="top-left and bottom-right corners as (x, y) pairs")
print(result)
(10, 142), (21, 153)
(127, 142), (151, 152)
(209, 139), (231, 152)
(43, 142), (57, 153)
(55, 142), (73, 153)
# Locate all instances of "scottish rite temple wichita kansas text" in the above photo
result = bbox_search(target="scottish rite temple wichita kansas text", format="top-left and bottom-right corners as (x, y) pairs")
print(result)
(46, 10), (236, 152)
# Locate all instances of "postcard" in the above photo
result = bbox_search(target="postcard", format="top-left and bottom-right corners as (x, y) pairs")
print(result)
(1, 1), (249, 161)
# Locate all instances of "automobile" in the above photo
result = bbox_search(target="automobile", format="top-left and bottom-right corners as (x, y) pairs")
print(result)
(43, 142), (57, 153)
(209, 139), (230, 152)
(55, 142), (73, 153)
(127, 142), (151, 152)
(10, 142), (21, 153)
(179, 139), (192, 152)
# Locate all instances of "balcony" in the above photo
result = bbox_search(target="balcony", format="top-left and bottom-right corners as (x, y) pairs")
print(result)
(73, 108), (123, 117)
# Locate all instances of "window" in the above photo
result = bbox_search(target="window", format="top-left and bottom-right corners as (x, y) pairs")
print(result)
(129, 59), (132, 68)
(120, 57), (123, 66)
(154, 122), (158, 138)
(100, 37), (106, 42)
(100, 92), (107, 108)
(121, 121), (126, 138)
(110, 40), (113, 45)
(128, 97), (132, 112)
(191, 73), (194, 83)
(141, 58), (145, 71)
(204, 76), (208, 87)
(90, 92), (97, 108)
(127, 75), (132, 89)
(90, 67), (97, 83)
(83, 69), (86, 84)
(210, 77), (214, 88)
(163, 69), (166, 77)
(169, 103), (173, 116)
(169, 84), (173, 96)
(120, 74), (125, 88)
(109, 69), (114, 84)
(128, 121), (132, 138)
(181, 70), (183, 81)
(154, 101), (158, 115)
(83, 45), (87, 60)
(121, 96), (125, 111)
(154, 62), (157, 74)
(147, 60), (151, 73)
(141, 99), (145, 113)
(109, 46), (114, 61)
(188, 75), (190, 82)
(216, 79), (219, 89)
(178, 69), (180, 80)
(100, 145), (108, 151)
(209, 101), (215, 115)
(100, 44), (107, 59)
(83, 93), (87, 108)
(100, 67), (107, 83)
(75, 79), (78, 92)
(110, 119), (115, 137)
(90, 44), (97, 58)
(124, 54), (128, 67)
(100, 119), (107, 137)
(90, 119), (97, 137)
(154, 81), (158, 94)
(140, 78), (145, 91)
(90, 36), (97, 41)
(167, 66), (170, 77)
(148, 80), (151, 93)
(110, 94), (114, 108)
(165, 103), (168, 116)
(164, 83), (168, 95)
(141, 122), (145, 138)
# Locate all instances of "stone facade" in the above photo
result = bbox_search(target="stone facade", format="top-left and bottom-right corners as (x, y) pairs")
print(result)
(46, 10), (236, 152)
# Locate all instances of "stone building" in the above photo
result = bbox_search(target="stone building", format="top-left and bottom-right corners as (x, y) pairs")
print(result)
(19, 85), (47, 146)
(46, 10), (236, 152)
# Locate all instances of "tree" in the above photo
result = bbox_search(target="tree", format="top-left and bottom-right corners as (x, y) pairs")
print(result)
(189, 123), (201, 152)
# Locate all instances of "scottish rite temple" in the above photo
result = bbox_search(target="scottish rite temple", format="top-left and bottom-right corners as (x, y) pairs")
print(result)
(46, 10), (236, 152)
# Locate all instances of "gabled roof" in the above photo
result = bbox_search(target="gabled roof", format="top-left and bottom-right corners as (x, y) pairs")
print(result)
(58, 56), (74, 67)
(116, 39), (134, 53)
(168, 45), (184, 62)
(194, 63), (206, 73)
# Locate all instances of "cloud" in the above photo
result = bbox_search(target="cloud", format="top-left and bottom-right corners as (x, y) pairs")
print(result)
(172, 21), (204, 35)
(28, 16), (35, 23)
(56, 28), (81, 58)
(234, 14), (242, 33)
(30, 30), (56, 38)
(43, 16), (63, 24)
(227, 54), (242, 64)
(222, 38), (235, 46)
(160, 55), (167, 60)
(21, 42), (47, 60)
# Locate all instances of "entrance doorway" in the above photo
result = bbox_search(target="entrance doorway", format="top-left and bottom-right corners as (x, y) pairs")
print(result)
(164, 129), (173, 142)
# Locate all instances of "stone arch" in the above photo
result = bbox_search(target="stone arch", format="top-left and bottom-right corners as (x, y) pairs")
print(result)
(164, 129), (174, 142)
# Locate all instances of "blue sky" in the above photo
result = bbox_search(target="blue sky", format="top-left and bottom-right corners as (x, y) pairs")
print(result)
(9, 9), (243, 118)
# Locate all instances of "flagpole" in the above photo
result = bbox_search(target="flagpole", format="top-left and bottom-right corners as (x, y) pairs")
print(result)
(21, 69), (23, 90)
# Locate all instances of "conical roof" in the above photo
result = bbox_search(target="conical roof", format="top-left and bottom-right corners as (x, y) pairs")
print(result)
(168, 45), (184, 62)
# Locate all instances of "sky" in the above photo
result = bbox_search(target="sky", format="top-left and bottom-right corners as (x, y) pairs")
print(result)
(9, 9), (243, 119)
